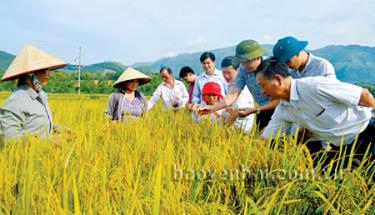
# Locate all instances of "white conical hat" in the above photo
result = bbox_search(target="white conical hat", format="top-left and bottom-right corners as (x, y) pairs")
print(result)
(1, 44), (67, 81)
(113, 67), (151, 88)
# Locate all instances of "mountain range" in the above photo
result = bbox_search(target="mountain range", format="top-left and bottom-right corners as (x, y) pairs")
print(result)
(1, 44), (375, 82)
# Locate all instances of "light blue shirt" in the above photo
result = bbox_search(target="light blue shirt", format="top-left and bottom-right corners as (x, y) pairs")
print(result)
(192, 68), (227, 104)
(291, 53), (336, 79)
(234, 66), (271, 106)
(263, 77), (372, 146)
(0, 85), (53, 139)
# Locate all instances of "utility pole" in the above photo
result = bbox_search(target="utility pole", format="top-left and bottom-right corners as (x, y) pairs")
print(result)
(77, 46), (82, 95)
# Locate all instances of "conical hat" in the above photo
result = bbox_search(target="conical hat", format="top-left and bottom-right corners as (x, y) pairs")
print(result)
(1, 44), (67, 81)
(113, 67), (151, 88)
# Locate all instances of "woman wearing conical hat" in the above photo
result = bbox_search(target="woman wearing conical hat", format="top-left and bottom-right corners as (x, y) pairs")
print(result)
(105, 67), (151, 121)
(0, 44), (66, 140)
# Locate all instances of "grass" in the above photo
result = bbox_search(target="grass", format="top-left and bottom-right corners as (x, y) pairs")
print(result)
(0, 92), (374, 214)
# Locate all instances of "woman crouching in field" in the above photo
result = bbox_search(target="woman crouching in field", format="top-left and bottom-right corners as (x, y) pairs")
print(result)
(0, 44), (67, 141)
(105, 67), (151, 121)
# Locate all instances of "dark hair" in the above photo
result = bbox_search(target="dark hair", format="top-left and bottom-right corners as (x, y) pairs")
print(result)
(179, 66), (195, 78)
(221, 56), (240, 70)
(17, 74), (31, 86)
(200, 52), (215, 63)
(257, 57), (291, 80)
(160, 66), (173, 75)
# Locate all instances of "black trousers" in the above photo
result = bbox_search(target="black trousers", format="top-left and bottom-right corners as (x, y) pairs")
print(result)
(305, 117), (375, 168)
(256, 109), (275, 131)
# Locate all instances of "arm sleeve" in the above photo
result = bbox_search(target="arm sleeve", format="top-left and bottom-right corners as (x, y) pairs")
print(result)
(233, 69), (246, 91)
(316, 79), (362, 107)
(222, 77), (228, 96)
(148, 85), (162, 110)
(180, 83), (189, 107)
(319, 60), (336, 79)
(262, 105), (292, 139)
(192, 78), (201, 104)
(0, 103), (25, 139)
(105, 94), (119, 120)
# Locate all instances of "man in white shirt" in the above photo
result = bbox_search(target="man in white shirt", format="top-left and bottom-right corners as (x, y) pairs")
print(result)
(257, 58), (375, 163)
(148, 67), (189, 111)
(192, 52), (227, 105)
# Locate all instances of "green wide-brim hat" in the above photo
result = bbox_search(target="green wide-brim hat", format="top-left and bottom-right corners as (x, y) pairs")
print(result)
(233, 39), (267, 64)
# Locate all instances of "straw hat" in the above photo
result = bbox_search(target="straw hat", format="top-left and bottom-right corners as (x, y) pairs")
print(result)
(113, 67), (151, 88)
(1, 44), (67, 81)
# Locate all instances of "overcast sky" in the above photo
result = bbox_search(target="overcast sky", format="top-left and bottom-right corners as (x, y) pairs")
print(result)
(1, 0), (374, 65)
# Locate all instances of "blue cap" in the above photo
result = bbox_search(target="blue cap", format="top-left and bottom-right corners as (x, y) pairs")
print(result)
(273, 36), (308, 63)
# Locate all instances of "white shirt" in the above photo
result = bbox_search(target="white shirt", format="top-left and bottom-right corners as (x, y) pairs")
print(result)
(262, 77), (372, 146)
(291, 53), (336, 79)
(192, 69), (227, 104)
(148, 79), (189, 110)
(229, 84), (255, 133)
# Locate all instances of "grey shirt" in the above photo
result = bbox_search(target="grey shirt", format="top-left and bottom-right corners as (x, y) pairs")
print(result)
(290, 53), (336, 79)
(0, 85), (53, 139)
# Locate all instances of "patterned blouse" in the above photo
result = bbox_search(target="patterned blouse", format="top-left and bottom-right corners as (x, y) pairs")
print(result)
(121, 96), (146, 119)
(105, 90), (148, 121)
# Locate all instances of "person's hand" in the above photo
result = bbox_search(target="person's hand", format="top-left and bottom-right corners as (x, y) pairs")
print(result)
(198, 105), (215, 115)
(52, 134), (62, 145)
(185, 103), (194, 110)
(224, 109), (238, 126)
(238, 107), (256, 117)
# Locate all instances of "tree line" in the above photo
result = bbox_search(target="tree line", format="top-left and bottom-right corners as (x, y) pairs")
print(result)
(0, 70), (163, 96)
(0, 70), (374, 96)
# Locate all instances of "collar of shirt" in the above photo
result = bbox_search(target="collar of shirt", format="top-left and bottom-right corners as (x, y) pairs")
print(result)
(202, 68), (221, 78)
(119, 89), (142, 98)
(281, 79), (299, 106)
(162, 79), (180, 88)
(227, 82), (235, 91)
(239, 66), (257, 76)
(300, 52), (313, 74)
(19, 85), (39, 100)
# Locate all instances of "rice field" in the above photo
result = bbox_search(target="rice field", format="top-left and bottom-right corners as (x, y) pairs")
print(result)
(0, 92), (374, 214)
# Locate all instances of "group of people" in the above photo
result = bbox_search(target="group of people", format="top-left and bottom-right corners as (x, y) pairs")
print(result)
(0, 37), (374, 166)
(104, 50), (256, 132)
